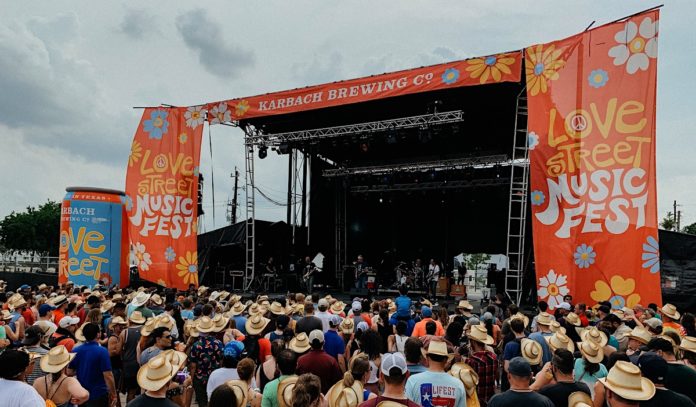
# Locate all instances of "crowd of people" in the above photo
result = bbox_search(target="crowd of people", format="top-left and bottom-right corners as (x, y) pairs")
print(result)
(0, 281), (695, 407)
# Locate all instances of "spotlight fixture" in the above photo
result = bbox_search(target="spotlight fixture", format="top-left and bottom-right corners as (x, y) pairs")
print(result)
(258, 145), (268, 159)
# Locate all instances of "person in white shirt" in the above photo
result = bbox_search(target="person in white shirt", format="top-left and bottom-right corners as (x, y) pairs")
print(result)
(207, 341), (257, 398)
(0, 349), (47, 407)
(427, 259), (441, 300)
(315, 299), (333, 332)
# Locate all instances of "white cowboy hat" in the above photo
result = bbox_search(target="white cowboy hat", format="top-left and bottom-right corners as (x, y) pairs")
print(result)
(327, 378), (363, 407)
(212, 314), (229, 333)
(627, 327), (652, 345)
(270, 302), (285, 316)
(565, 312), (581, 327)
(680, 336), (696, 353)
(131, 292), (151, 308)
(40, 345), (75, 373)
(536, 312), (553, 326)
(598, 361), (655, 401)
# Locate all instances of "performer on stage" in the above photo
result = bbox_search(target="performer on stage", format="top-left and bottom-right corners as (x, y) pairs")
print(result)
(457, 261), (467, 285)
(427, 258), (440, 299)
(301, 256), (316, 293)
(265, 256), (277, 276)
(413, 258), (424, 289)
(354, 255), (368, 289)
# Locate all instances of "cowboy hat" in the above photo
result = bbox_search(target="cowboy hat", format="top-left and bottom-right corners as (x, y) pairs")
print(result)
(661, 303), (680, 320)
(75, 324), (87, 342)
(197, 286), (209, 296)
(457, 300), (474, 311)
(1, 310), (13, 320)
(197, 316), (217, 333)
(547, 332), (575, 353)
(209, 291), (222, 302)
(219, 291), (231, 301)
(327, 378), (363, 407)
(449, 362), (479, 396)
(137, 353), (179, 391)
(627, 327), (652, 345)
(581, 327), (608, 348)
(512, 312), (530, 328)
(277, 376), (299, 407)
(289, 332), (311, 353)
(229, 301), (246, 316)
(156, 314), (174, 330)
(568, 391), (593, 407)
(245, 314), (270, 336)
(680, 336), (696, 353)
(550, 321), (567, 335)
(185, 320), (200, 338)
(467, 324), (494, 345)
(421, 299), (433, 308)
(131, 292), (151, 308)
(109, 316), (128, 327)
(536, 312), (553, 326)
(38, 283), (47, 290)
(225, 380), (249, 407)
(112, 293), (124, 302)
(229, 294), (241, 304)
(140, 318), (158, 337)
(598, 361), (655, 401)
(129, 310), (147, 325)
(40, 345), (75, 373)
(270, 302), (285, 316)
(426, 340), (449, 357)
(212, 314), (230, 333)
(340, 317), (355, 334)
(49, 294), (67, 307)
(247, 303), (264, 317)
(578, 341), (604, 364)
(150, 294), (163, 306)
(100, 300), (115, 314)
(330, 302), (345, 314)
(521, 338), (543, 366)
(565, 312), (581, 327)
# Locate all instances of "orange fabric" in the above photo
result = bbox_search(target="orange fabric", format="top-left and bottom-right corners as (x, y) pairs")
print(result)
(662, 322), (686, 337)
(52, 334), (75, 352)
(258, 338), (272, 362)
(204, 52), (522, 121)
(125, 108), (204, 289)
(528, 10), (661, 310)
(53, 309), (65, 327)
(411, 317), (445, 338)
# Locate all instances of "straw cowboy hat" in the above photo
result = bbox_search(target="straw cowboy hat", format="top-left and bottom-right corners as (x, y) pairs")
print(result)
(229, 301), (246, 316)
(661, 303), (680, 320)
(197, 285), (209, 296)
(197, 316), (217, 333)
(331, 302), (345, 314)
(581, 327), (608, 348)
(467, 324), (494, 345)
(112, 293), (124, 302)
(598, 361), (655, 401)
(247, 303), (264, 317)
(137, 353), (179, 391)
(521, 338), (543, 366)
(186, 320), (200, 338)
(536, 312), (553, 326)
(578, 341), (604, 364)
(547, 332), (575, 353)
(129, 310), (147, 325)
(48, 294), (67, 307)
(245, 314), (270, 336)
(627, 327), (652, 345)
(327, 378), (364, 407)
(150, 294), (164, 306)
(40, 345), (75, 373)
(277, 376), (299, 407)
(550, 321), (567, 335)
(340, 317), (355, 334)
(141, 318), (161, 337)
(1, 310), (13, 320)
(100, 300), (115, 314)
(166, 349), (188, 371)
(568, 391), (593, 407)
(421, 299), (433, 308)
(219, 291), (231, 301)
(680, 336), (696, 353)
(38, 283), (48, 290)
(292, 303), (305, 315)
(212, 314), (230, 333)
(224, 380), (249, 407)
(289, 332), (311, 353)
(209, 291), (222, 302)
(109, 316), (128, 328)
(131, 292), (151, 307)
(270, 302), (285, 316)
(8, 294), (26, 310)
(449, 362), (479, 396)
(457, 300), (474, 311)
(75, 324), (87, 342)
(565, 312), (581, 327)
(512, 312), (530, 328)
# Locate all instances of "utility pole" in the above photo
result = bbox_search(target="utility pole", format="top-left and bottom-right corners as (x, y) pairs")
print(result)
(674, 200), (677, 227)
(231, 168), (239, 224)
(677, 210), (682, 232)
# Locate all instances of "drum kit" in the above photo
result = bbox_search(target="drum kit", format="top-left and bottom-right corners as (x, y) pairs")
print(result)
(393, 261), (426, 289)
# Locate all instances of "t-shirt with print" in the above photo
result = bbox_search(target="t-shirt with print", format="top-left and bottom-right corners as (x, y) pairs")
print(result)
(405, 370), (466, 407)
(188, 334), (224, 384)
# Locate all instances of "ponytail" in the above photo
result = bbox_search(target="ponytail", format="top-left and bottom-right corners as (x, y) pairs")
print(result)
(342, 371), (355, 387)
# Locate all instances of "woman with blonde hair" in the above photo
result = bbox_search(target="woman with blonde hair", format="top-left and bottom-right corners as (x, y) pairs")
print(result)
(291, 373), (323, 407)
(327, 353), (377, 406)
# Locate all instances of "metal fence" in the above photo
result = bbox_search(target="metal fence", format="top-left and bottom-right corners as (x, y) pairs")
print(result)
(0, 255), (59, 274)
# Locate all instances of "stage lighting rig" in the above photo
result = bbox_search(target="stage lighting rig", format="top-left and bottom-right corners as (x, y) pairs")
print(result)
(258, 145), (268, 159)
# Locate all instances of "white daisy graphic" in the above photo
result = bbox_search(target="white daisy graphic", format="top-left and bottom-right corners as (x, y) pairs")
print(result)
(133, 242), (152, 271)
(185, 105), (205, 129)
(608, 16), (658, 74)
(209, 102), (232, 125)
(537, 269), (569, 309)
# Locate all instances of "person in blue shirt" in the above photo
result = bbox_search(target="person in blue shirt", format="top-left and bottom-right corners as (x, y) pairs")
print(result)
(68, 323), (117, 406)
(324, 315), (346, 366)
(528, 312), (554, 364)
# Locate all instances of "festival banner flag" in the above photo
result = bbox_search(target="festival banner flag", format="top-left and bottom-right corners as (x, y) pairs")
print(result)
(527, 10), (660, 310)
(125, 107), (204, 289)
(205, 51), (523, 121)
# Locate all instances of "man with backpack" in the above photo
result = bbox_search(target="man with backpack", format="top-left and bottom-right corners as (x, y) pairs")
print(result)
(501, 318), (527, 391)
(51, 316), (79, 351)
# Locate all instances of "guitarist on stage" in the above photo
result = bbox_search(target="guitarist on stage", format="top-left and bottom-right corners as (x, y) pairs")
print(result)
(354, 255), (368, 289)
(301, 256), (316, 293)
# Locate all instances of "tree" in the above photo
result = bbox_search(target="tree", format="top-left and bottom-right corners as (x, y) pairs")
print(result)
(660, 211), (676, 231)
(682, 222), (696, 235)
(0, 200), (61, 256)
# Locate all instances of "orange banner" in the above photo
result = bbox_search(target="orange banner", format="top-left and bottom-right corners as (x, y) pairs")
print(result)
(205, 51), (522, 121)
(125, 107), (204, 289)
(527, 10), (660, 310)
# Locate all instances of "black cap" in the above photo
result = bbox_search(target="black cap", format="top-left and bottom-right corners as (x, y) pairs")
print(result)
(646, 338), (673, 353)
(508, 356), (532, 377)
(22, 325), (44, 345)
(638, 353), (668, 384)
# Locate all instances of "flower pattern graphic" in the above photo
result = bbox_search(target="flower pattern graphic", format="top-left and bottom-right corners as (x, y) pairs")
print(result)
(588, 69), (609, 88)
(531, 190), (546, 206)
(466, 54), (516, 84)
(641, 235), (660, 274)
(128, 140), (142, 167)
(176, 251), (199, 286)
(441, 68), (460, 84)
(608, 16), (658, 74)
(590, 275), (641, 309)
(527, 132), (539, 150)
(574, 244), (596, 269)
(185, 105), (205, 129)
(165, 247), (177, 263)
(525, 44), (566, 96)
(143, 110), (169, 139)
(210, 102), (232, 125)
(133, 242), (152, 271)
(157, 279), (167, 287)
(538, 269), (569, 309)
(178, 133), (188, 144)
(235, 100), (250, 117)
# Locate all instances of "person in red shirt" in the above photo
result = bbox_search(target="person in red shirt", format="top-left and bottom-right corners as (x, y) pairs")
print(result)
(296, 329), (342, 394)
(52, 316), (80, 351)
(21, 297), (35, 326)
(575, 303), (589, 327)
(51, 296), (69, 327)
(411, 306), (444, 337)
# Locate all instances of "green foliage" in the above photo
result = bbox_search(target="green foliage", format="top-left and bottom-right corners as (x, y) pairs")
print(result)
(682, 222), (696, 235)
(0, 200), (61, 256)
(660, 211), (676, 231)
(464, 253), (492, 271)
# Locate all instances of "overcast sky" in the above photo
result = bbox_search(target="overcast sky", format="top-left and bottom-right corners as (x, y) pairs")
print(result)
(1, 1), (694, 233)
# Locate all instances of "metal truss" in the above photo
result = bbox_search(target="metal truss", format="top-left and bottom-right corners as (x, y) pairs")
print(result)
(323, 154), (508, 178)
(350, 177), (508, 193)
(246, 110), (464, 146)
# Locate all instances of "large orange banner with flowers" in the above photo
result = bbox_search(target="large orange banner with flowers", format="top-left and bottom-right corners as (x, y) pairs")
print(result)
(528, 10), (661, 310)
(204, 52), (522, 122)
(125, 107), (204, 289)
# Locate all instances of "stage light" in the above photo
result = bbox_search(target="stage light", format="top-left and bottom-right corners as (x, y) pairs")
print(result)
(379, 198), (383, 203)
(258, 145), (268, 159)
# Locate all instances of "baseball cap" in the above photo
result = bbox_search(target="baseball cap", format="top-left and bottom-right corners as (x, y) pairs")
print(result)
(381, 352), (407, 376)
(421, 306), (432, 318)
(645, 338), (673, 353)
(39, 303), (56, 317)
(318, 298), (329, 308)
(352, 301), (362, 313)
(276, 315), (290, 329)
(22, 325), (44, 345)
(644, 318), (662, 330)
(309, 329), (324, 345)
(558, 302), (571, 311)
(19, 284), (30, 290)
(638, 353), (667, 384)
(59, 316), (80, 328)
(224, 341), (244, 359)
(508, 357), (532, 377)
(356, 321), (369, 332)
(329, 315), (342, 328)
